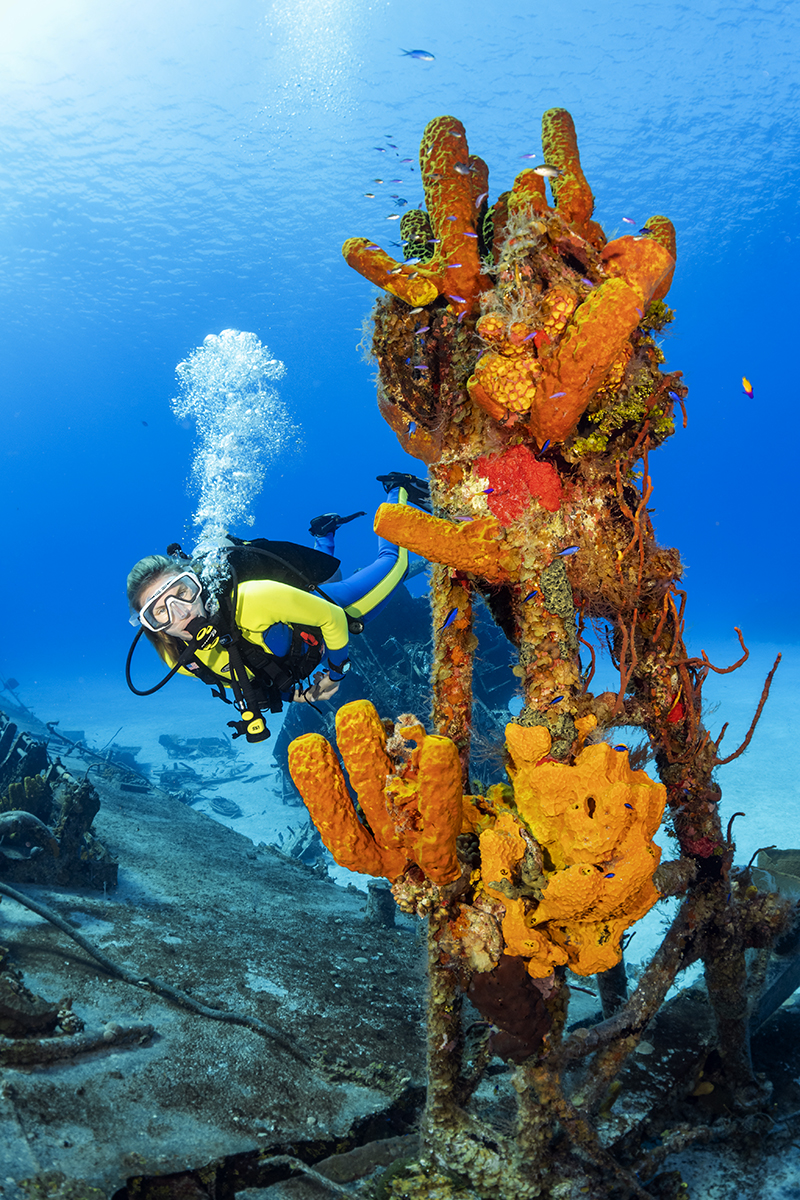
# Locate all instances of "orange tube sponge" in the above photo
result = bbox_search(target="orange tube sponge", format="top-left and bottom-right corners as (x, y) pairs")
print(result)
(288, 700), (466, 886)
(342, 115), (491, 315)
(541, 108), (595, 230)
(287, 732), (391, 877)
(373, 502), (521, 581)
(600, 234), (676, 309)
(413, 732), (464, 883)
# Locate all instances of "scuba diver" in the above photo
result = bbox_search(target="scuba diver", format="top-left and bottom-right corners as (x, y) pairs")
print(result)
(125, 473), (428, 743)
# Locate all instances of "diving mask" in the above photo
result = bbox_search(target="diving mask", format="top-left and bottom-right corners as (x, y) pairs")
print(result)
(132, 572), (206, 633)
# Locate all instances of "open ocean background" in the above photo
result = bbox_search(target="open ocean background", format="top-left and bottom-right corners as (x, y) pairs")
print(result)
(1, 0), (798, 895)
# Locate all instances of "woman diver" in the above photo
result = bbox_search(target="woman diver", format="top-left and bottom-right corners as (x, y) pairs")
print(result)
(125, 473), (428, 742)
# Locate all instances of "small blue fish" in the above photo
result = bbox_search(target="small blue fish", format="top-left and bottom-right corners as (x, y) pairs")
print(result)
(415, 326), (430, 335)
(550, 695), (564, 705)
(668, 390), (680, 402)
(622, 217), (636, 225)
(401, 48), (435, 61)
(463, 231), (478, 238)
(624, 803), (634, 809)
(389, 178), (404, 183)
(400, 157), (413, 163)
(447, 263), (463, 269)
(408, 421), (417, 434)
(440, 607), (458, 630)
(557, 546), (579, 556)
(549, 391), (566, 398)
(638, 227), (653, 236)
(635, 307), (643, 317)
(519, 153), (538, 159)
(413, 364), (429, 371)
(367, 244), (380, 250)
(614, 745), (628, 752)
(482, 487), (494, 494)
(427, 237), (442, 244)
(447, 294), (466, 303)
(523, 331), (537, 342)
(375, 147), (386, 152)
(446, 215), (456, 221)
(539, 439), (551, 454)
(523, 590), (538, 602)
(387, 143), (397, 149)
(475, 191), (488, 208)
(604, 873), (616, 879)
(581, 277), (594, 287)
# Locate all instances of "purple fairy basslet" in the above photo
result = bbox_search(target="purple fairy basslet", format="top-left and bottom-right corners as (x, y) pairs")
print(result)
(557, 546), (579, 556)
(408, 421), (417, 433)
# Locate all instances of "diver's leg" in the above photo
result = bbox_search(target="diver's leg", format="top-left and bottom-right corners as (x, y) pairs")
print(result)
(322, 479), (427, 622)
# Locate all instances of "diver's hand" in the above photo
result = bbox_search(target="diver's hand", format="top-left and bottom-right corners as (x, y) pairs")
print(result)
(293, 672), (340, 704)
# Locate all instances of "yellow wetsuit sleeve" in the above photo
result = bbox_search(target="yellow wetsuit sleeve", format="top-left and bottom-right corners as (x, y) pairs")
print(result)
(235, 579), (350, 654)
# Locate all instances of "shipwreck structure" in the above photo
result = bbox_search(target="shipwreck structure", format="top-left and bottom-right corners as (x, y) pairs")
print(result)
(288, 110), (790, 1198)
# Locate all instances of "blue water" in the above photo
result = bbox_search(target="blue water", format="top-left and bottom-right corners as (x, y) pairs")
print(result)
(1, 0), (798, 874)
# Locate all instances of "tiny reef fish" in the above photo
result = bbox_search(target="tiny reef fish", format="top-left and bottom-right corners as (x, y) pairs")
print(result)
(409, 306), (424, 314)
(373, 178), (384, 183)
(522, 331), (537, 341)
(668, 390), (680, 402)
(386, 214), (401, 220)
(447, 294), (466, 303)
(624, 803), (634, 809)
(638, 227), (653, 236)
(742, 376), (754, 398)
(463, 231), (478, 238)
(623, 217), (636, 224)
(523, 590), (538, 602)
(475, 191), (488, 207)
(366, 244), (380, 250)
(408, 421), (417, 433)
(401, 48), (435, 60)
(400, 157), (413, 163)
(614, 745), (628, 752)
(550, 696), (564, 705)
(604, 873), (616, 879)
(446, 214), (456, 221)
(447, 263), (462, 268)
(415, 326), (430, 334)
(440, 607), (458, 630)
(482, 487), (494, 494)
(532, 164), (561, 177)
(389, 178), (404, 183)
(413, 364), (429, 371)
(454, 163), (472, 175)
(557, 546), (579, 556)
(549, 391), (566, 398)
(364, 192), (376, 198)
(538, 439), (551, 454)
(519, 153), (538, 159)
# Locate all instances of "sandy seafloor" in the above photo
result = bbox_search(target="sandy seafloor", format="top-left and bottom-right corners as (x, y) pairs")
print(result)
(9, 635), (799, 977)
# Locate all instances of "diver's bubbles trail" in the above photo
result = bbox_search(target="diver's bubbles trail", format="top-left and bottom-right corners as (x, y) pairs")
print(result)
(171, 328), (295, 598)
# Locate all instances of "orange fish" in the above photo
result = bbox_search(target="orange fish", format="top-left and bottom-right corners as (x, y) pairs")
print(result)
(742, 375), (753, 398)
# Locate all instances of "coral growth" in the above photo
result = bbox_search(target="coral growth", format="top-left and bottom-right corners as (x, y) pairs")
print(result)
(305, 105), (789, 1199)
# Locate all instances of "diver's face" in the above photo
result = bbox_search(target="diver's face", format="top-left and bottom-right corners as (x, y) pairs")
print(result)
(139, 574), (206, 641)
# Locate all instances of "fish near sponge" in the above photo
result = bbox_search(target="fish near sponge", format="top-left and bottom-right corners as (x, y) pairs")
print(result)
(288, 699), (464, 885)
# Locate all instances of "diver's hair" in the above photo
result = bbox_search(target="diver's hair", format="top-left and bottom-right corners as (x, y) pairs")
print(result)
(127, 554), (197, 667)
